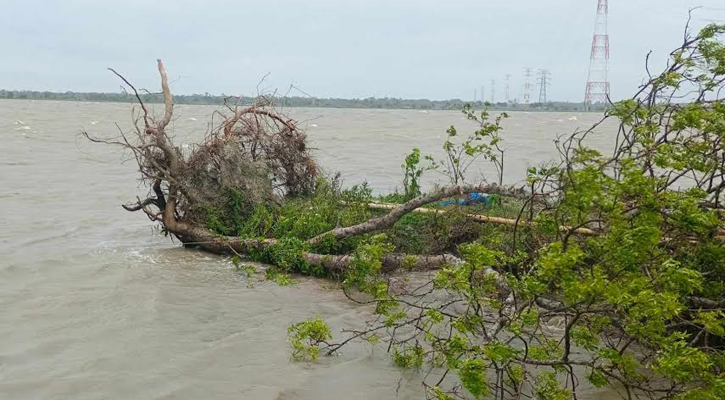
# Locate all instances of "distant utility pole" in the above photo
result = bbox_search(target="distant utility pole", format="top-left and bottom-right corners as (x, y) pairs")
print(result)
(505, 74), (511, 103)
(474, 88), (477, 102)
(584, 0), (610, 107)
(481, 86), (485, 103)
(490, 79), (496, 103)
(538, 69), (551, 103)
(522, 68), (533, 104)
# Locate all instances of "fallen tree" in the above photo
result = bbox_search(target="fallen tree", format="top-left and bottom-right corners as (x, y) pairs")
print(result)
(87, 60), (533, 274)
(91, 21), (725, 400)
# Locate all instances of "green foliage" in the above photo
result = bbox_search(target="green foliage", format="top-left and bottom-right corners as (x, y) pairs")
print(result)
(287, 318), (332, 361)
(203, 204), (228, 235)
(586, 368), (609, 389)
(427, 387), (456, 400)
(231, 255), (257, 278)
(534, 372), (572, 400)
(392, 344), (425, 368)
(343, 235), (403, 316)
(694, 310), (725, 337)
(238, 204), (276, 238)
(459, 358), (490, 398)
(344, 234), (394, 290)
(201, 188), (257, 236)
(653, 338), (713, 382)
(263, 237), (311, 273)
(425, 104), (507, 185)
(401, 148), (428, 200)
(389, 207), (492, 255)
(265, 268), (294, 286)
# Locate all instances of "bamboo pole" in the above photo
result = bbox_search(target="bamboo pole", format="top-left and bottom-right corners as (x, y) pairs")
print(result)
(361, 202), (725, 240)
(361, 202), (598, 236)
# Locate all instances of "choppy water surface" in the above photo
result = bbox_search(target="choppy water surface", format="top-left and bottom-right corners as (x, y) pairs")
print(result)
(0, 100), (618, 399)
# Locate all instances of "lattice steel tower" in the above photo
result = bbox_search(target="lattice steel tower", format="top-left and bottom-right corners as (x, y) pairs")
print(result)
(538, 69), (551, 103)
(522, 68), (533, 105)
(505, 74), (511, 103)
(584, 0), (610, 106)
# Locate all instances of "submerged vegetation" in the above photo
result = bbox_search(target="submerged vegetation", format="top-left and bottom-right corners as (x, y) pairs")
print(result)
(91, 23), (725, 400)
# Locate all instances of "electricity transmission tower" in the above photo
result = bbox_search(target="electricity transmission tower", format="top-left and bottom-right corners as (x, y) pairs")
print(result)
(522, 68), (533, 104)
(584, 0), (610, 107)
(490, 79), (496, 103)
(505, 74), (511, 103)
(538, 69), (551, 103)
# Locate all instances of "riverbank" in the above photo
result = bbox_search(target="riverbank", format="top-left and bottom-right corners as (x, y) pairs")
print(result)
(0, 91), (608, 112)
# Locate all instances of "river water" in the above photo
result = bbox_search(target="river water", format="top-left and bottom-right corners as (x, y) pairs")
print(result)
(0, 100), (618, 399)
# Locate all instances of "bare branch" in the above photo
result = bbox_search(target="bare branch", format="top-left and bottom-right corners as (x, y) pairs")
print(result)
(156, 59), (174, 131)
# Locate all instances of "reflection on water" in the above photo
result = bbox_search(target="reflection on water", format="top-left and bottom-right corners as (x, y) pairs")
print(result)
(0, 100), (617, 399)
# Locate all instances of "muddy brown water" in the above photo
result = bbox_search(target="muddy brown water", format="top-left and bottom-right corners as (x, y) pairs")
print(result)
(0, 100), (619, 399)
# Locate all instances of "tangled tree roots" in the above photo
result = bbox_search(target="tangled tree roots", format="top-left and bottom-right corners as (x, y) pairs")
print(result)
(180, 98), (317, 231)
(87, 60), (318, 235)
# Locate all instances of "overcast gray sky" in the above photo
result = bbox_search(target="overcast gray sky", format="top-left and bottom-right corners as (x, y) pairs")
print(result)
(1, 0), (724, 101)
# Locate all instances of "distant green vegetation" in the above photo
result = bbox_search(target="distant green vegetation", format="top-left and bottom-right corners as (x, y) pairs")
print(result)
(0, 89), (606, 112)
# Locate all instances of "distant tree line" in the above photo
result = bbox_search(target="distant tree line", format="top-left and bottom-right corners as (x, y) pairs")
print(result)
(0, 89), (608, 112)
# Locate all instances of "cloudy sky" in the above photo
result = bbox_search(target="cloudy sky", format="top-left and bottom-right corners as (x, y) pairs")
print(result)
(1, 0), (724, 101)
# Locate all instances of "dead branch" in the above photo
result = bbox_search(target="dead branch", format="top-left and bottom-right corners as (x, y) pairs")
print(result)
(156, 59), (174, 131)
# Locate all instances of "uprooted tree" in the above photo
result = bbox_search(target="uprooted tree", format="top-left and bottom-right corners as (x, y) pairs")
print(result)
(86, 60), (527, 272)
(90, 22), (725, 400)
